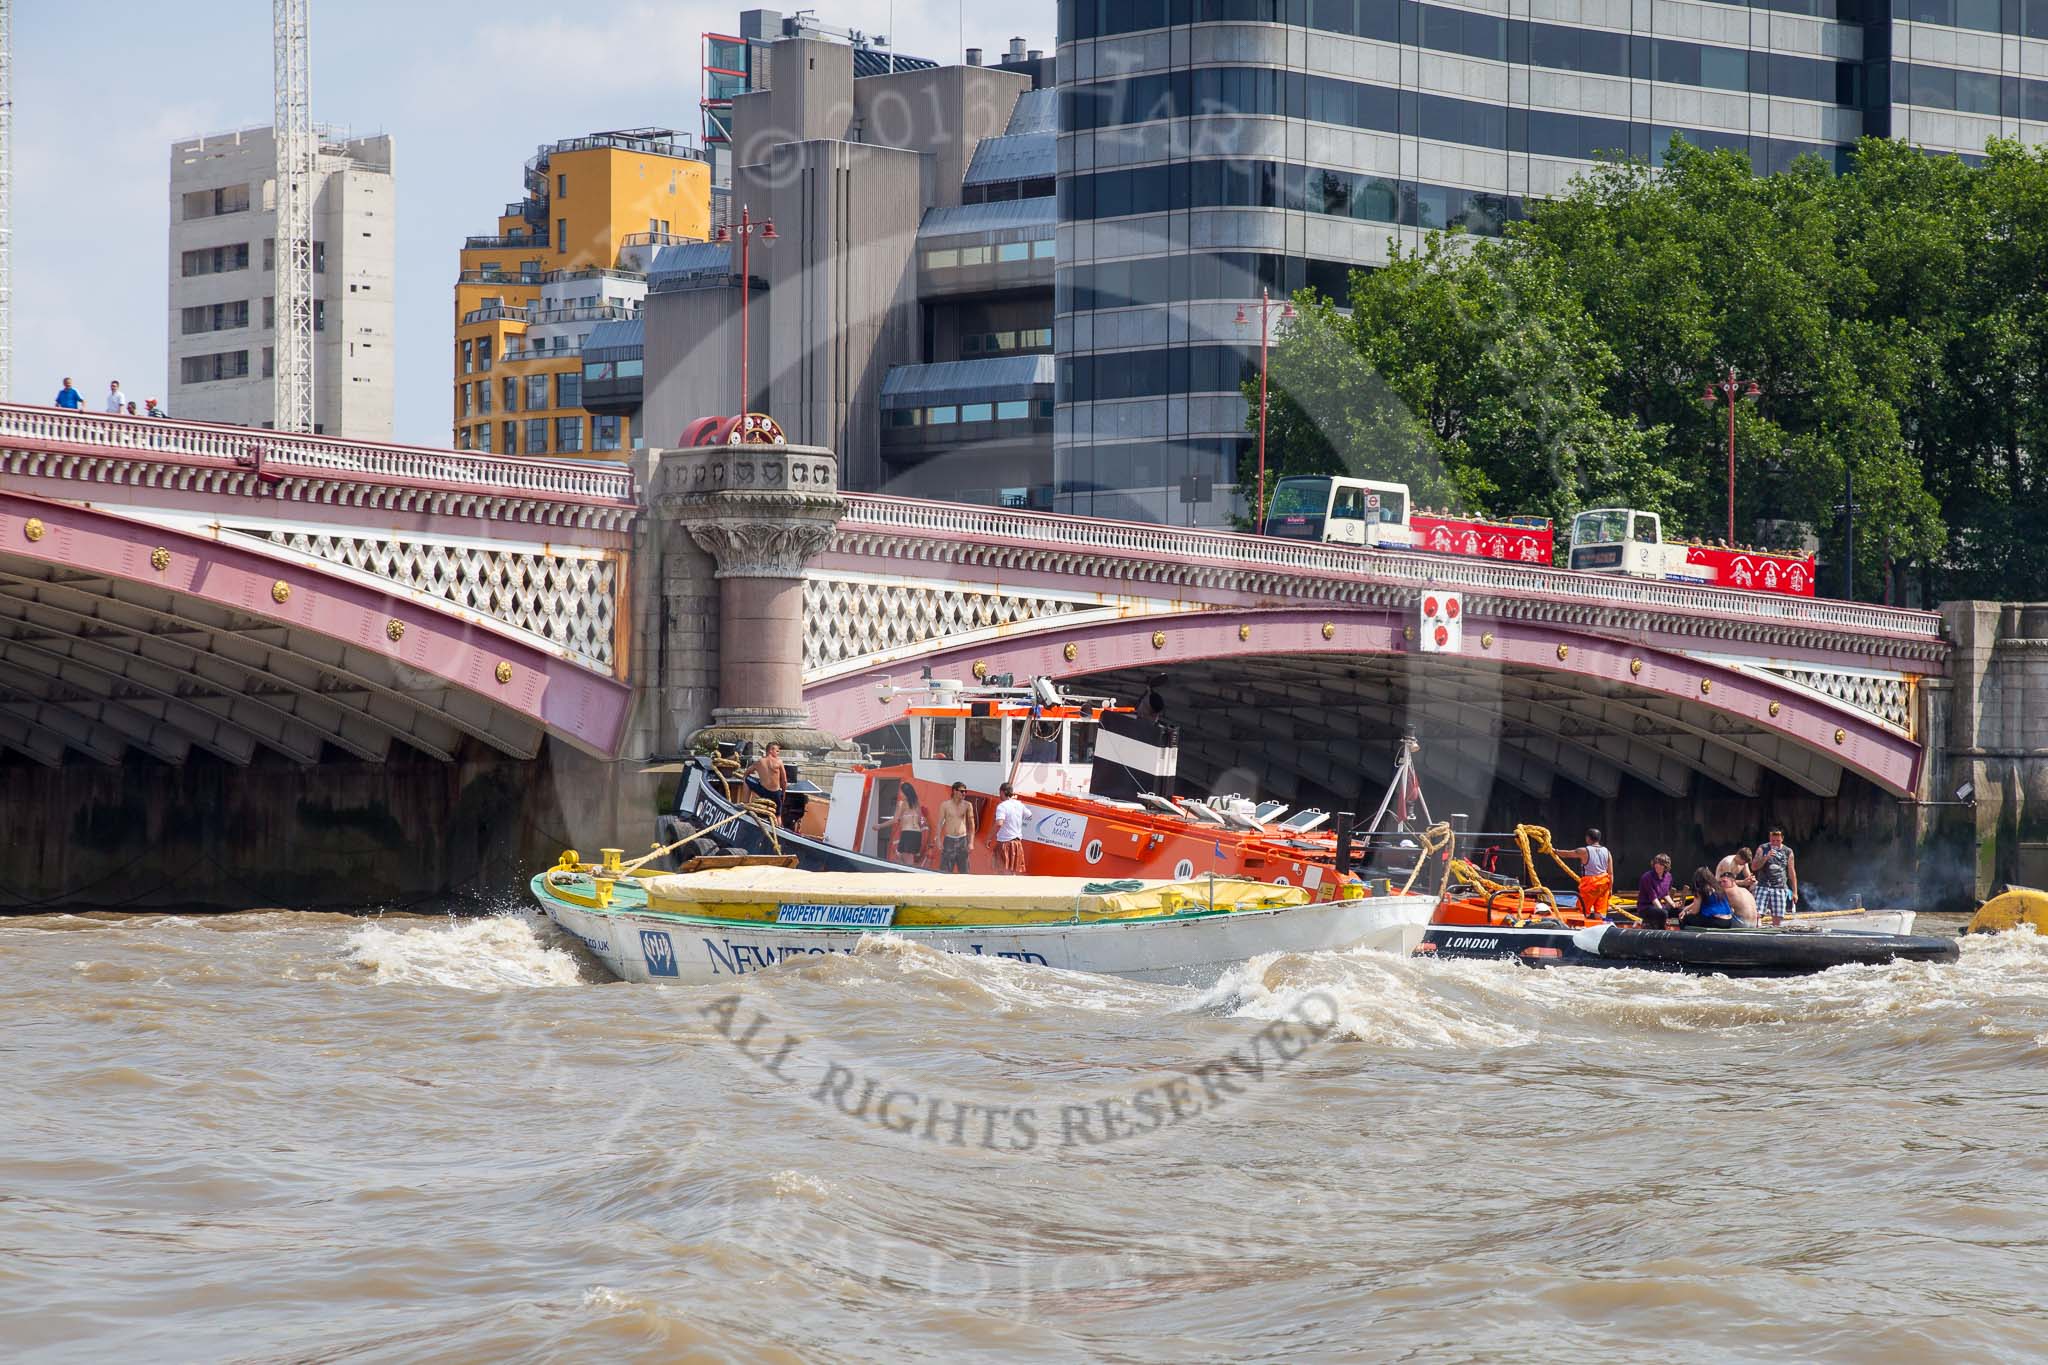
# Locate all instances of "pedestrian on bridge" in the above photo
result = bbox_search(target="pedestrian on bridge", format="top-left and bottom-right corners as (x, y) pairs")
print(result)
(53, 377), (83, 410)
(105, 379), (128, 414)
(144, 398), (168, 418)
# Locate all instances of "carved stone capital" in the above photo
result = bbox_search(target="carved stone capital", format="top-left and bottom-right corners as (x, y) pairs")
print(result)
(658, 444), (843, 581)
(680, 514), (841, 580)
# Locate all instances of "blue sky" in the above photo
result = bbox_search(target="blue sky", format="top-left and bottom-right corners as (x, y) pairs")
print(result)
(14, 0), (1043, 445)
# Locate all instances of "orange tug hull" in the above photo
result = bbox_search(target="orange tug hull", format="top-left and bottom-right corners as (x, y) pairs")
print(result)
(858, 766), (1385, 898)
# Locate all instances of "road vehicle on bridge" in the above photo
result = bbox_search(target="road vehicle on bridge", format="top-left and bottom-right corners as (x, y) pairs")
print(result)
(1263, 476), (1553, 563)
(1568, 508), (1817, 598)
(1259, 477), (1819, 598)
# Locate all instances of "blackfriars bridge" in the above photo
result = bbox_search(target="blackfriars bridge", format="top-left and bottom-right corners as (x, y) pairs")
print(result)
(0, 408), (2027, 907)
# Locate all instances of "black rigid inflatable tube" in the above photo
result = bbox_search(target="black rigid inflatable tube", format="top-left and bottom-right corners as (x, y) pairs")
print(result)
(1597, 927), (1959, 972)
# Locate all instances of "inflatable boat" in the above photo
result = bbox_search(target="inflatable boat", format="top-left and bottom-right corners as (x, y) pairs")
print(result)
(1418, 918), (1958, 977)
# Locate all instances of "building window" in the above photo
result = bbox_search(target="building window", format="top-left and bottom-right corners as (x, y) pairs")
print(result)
(182, 184), (251, 220)
(526, 418), (549, 453)
(478, 337), (494, 371)
(180, 300), (250, 334)
(262, 346), (274, 378)
(462, 384), (473, 417)
(476, 422), (493, 452)
(263, 238), (274, 270)
(503, 376), (518, 412)
(557, 172), (568, 198)
(593, 414), (622, 450)
(478, 381), (492, 414)
(556, 218), (567, 254)
(313, 300), (326, 332)
(996, 400), (1030, 420)
(458, 428), (471, 450)
(180, 243), (250, 277)
(556, 371), (581, 408)
(961, 403), (994, 423)
(314, 241), (327, 273)
(526, 374), (549, 410)
(555, 416), (583, 452)
(998, 242), (1031, 263)
(178, 350), (251, 384)
(502, 421), (517, 454)
(462, 339), (474, 374)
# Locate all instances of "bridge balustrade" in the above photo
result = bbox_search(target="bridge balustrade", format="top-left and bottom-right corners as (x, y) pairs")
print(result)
(838, 493), (1942, 640)
(0, 402), (636, 506)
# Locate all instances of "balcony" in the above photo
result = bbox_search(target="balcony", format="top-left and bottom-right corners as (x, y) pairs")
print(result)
(464, 231), (548, 250)
(620, 231), (702, 250)
(461, 304), (532, 326)
(545, 130), (700, 161)
(541, 266), (645, 286)
(528, 304), (638, 327)
(458, 269), (541, 286)
(501, 344), (584, 364)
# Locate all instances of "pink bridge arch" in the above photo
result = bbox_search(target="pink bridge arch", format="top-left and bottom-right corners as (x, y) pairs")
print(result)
(806, 608), (1919, 796)
(0, 491), (629, 767)
(802, 496), (1944, 801)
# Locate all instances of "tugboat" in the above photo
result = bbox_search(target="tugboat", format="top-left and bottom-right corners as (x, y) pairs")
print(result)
(1417, 853), (1958, 977)
(655, 676), (1438, 898)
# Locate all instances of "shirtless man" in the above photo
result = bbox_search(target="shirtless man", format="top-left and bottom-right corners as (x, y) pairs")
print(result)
(1720, 870), (1760, 927)
(936, 782), (976, 874)
(1716, 847), (1757, 890)
(749, 743), (789, 825)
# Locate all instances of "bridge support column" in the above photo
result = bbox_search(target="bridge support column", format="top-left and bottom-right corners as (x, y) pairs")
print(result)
(660, 442), (854, 760)
(1941, 601), (2048, 901)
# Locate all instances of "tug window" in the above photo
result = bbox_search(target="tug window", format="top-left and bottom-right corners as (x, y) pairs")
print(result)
(921, 718), (960, 761)
(1018, 718), (1062, 764)
(1070, 722), (1098, 766)
(965, 717), (1003, 764)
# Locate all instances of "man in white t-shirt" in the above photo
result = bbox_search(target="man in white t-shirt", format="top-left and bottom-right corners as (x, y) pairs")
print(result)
(993, 783), (1027, 874)
(105, 379), (128, 414)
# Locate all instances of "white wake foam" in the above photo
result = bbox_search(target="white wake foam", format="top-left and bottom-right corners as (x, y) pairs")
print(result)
(342, 912), (589, 993)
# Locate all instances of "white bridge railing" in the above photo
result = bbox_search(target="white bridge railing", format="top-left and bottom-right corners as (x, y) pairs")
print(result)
(839, 494), (1946, 641)
(0, 402), (638, 505)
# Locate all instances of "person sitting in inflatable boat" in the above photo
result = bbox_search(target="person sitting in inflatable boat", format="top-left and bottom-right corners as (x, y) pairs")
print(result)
(1679, 867), (1739, 931)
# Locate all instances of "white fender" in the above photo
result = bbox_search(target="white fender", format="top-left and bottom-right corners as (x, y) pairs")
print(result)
(1572, 923), (1613, 957)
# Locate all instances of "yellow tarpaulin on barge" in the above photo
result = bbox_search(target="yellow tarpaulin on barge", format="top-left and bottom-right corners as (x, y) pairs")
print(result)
(637, 867), (1311, 927)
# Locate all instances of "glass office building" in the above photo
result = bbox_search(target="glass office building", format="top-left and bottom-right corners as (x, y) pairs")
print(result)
(1054, 0), (2048, 525)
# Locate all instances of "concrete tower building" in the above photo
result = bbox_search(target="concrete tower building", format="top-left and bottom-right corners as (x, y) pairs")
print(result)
(166, 127), (394, 437)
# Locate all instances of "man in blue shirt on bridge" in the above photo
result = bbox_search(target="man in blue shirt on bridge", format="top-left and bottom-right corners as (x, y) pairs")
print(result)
(53, 377), (82, 409)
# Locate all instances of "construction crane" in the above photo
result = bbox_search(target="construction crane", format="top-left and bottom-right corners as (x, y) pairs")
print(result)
(0, 0), (13, 398)
(272, 0), (314, 433)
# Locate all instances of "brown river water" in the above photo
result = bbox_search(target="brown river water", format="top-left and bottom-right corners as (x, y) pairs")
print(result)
(5, 905), (2048, 1363)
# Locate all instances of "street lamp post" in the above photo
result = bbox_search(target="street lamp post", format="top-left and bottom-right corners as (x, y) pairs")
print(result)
(1236, 287), (1295, 530)
(1701, 367), (1761, 546)
(716, 205), (778, 429)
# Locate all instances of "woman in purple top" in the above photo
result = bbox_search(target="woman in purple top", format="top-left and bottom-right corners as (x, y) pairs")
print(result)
(1636, 853), (1677, 928)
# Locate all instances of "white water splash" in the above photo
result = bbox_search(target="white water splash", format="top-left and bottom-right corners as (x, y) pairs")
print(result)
(342, 913), (590, 993)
